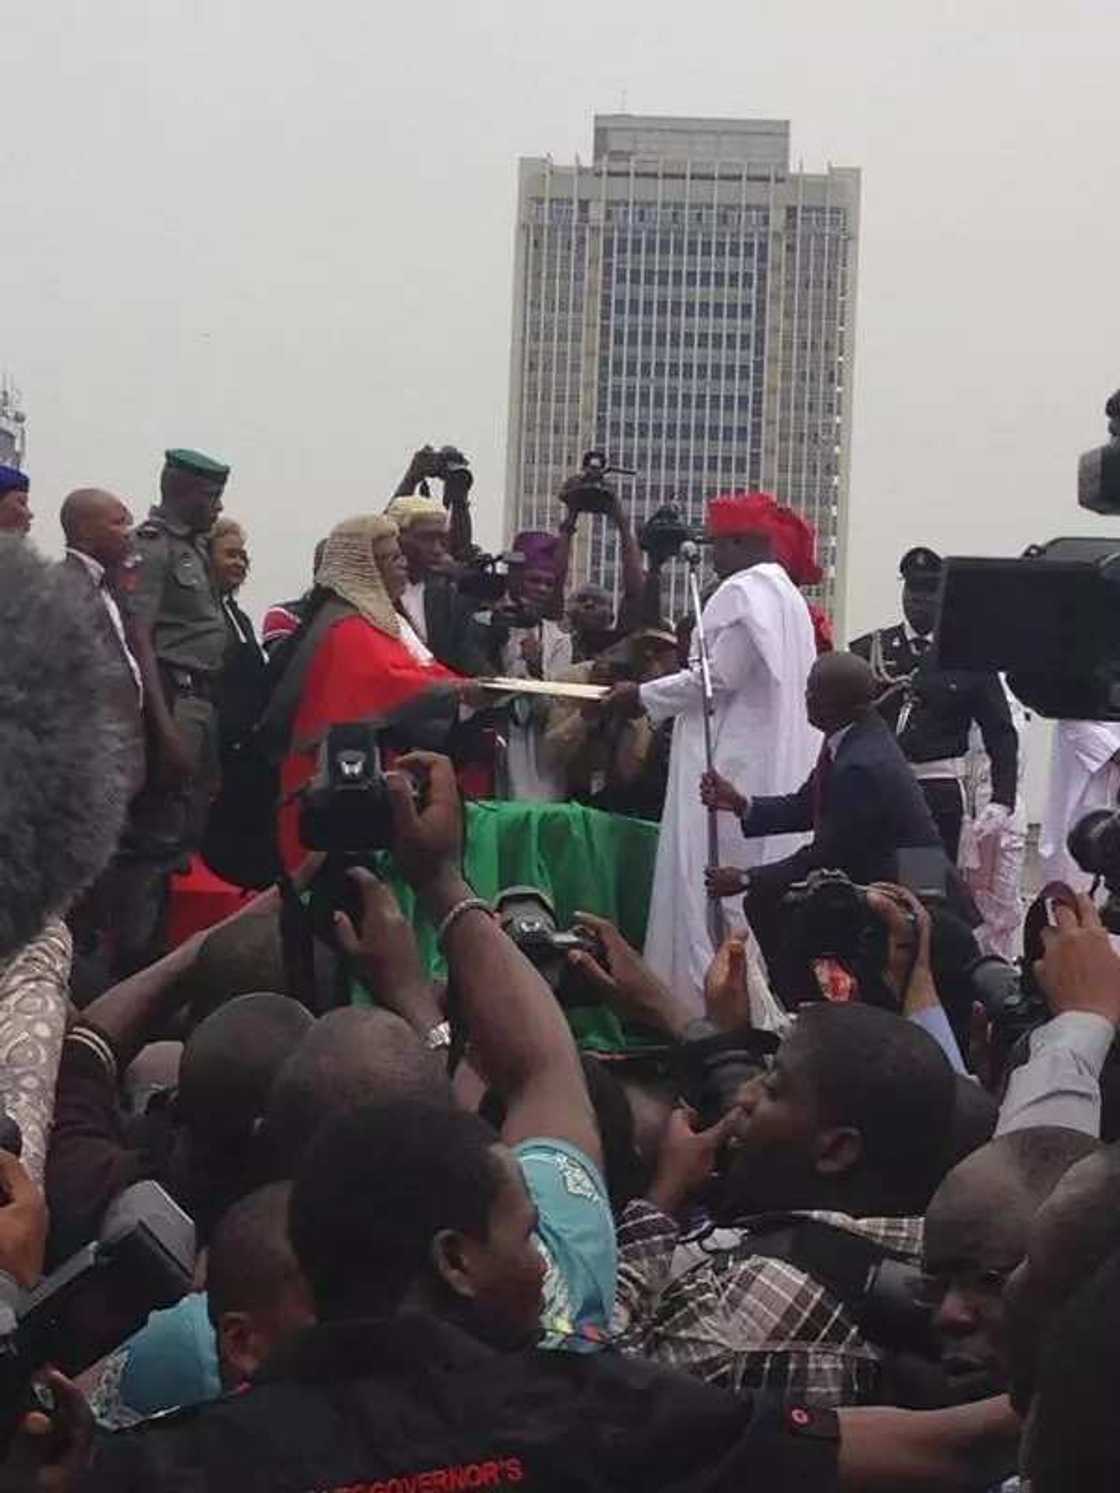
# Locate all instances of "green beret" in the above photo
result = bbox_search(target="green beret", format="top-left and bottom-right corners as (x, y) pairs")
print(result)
(164, 448), (230, 483)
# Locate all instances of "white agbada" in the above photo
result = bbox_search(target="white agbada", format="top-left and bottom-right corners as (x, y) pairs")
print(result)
(1039, 719), (1120, 890)
(639, 562), (819, 1011)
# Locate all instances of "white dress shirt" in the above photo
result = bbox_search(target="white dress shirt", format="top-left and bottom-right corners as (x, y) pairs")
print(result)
(67, 548), (142, 701)
(400, 580), (429, 643)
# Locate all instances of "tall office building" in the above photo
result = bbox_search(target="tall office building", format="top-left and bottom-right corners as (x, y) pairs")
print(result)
(504, 115), (859, 623)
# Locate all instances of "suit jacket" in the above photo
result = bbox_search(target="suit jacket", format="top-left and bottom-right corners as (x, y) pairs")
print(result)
(850, 624), (1018, 808)
(60, 552), (145, 795)
(423, 575), (493, 677)
(743, 712), (948, 900)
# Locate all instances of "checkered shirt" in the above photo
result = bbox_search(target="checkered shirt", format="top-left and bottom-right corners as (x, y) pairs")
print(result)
(612, 1199), (923, 1407)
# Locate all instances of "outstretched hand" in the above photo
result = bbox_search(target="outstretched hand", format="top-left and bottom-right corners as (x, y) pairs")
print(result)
(704, 936), (752, 1031)
(647, 1106), (738, 1217)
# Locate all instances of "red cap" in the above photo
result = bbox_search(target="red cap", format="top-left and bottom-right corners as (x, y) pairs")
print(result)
(707, 490), (783, 539)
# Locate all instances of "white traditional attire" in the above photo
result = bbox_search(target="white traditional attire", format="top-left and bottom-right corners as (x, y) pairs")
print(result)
(639, 560), (819, 1012)
(501, 619), (573, 802)
(961, 681), (1030, 960)
(1040, 720), (1120, 890)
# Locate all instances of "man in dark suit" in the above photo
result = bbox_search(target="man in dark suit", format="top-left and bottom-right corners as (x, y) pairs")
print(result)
(702, 651), (947, 904)
(850, 546), (1018, 862)
(60, 488), (149, 993)
(386, 494), (491, 675)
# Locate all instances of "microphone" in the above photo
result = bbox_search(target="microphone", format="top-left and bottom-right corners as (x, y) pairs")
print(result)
(679, 540), (702, 566)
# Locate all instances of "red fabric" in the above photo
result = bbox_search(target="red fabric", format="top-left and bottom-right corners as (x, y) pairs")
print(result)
(278, 615), (460, 870)
(261, 604), (300, 647)
(808, 603), (834, 654)
(168, 856), (255, 947)
(707, 491), (784, 539)
(771, 508), (824, 587)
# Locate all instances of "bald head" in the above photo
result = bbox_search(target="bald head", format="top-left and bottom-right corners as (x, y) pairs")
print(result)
(61, 488), (134, 571)
(259, 1007), (451, 1177)
(805, 651), (877, 734)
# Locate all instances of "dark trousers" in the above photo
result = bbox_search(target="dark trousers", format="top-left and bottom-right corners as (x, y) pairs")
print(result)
(71, 693), (219, 991)
(918, 778), (965, 865)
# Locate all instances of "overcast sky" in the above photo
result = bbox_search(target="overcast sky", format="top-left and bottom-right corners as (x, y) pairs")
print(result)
(5, 0), (1120, 653)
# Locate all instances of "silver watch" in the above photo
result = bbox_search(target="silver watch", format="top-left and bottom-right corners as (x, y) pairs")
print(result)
(426, 1020), (452, 1051)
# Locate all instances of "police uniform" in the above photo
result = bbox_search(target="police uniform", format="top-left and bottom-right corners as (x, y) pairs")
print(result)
(851, 546), (1018, 863)
(115, 449), (231, 972)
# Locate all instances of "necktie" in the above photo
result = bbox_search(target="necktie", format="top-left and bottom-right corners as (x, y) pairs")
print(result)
(812, 742), (833, 830)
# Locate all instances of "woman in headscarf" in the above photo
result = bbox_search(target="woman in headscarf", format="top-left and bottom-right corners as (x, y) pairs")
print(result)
(273, 514), (467, 868)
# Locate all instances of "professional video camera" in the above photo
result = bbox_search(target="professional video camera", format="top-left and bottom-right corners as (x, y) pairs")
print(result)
(412, 444), (473, 506)
(0, 1180), (194, 1454)
(300, 723), (396, 856)
(495, 888), (609, 1006)
(1068, 810), (1120, 932)
(558, 451), (636, 517)
(782, 869), (890, 992)
(456, 551), (515, 606)
(936, 390), (1120, 720)
(637, 503), (705, 567)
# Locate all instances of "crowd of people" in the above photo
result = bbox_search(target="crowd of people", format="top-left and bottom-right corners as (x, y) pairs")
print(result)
(0, 441), (1119, 1491)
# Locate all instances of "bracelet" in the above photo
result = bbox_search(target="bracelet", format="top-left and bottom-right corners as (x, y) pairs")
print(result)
(435, 897), (494, 949)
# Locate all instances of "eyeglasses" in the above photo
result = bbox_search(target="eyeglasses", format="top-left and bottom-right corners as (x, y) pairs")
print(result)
(913, 1265), (1014, 1309)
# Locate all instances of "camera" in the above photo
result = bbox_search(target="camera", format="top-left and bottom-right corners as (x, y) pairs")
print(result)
(414, 444), (473, 504)
(0, 1180), (195, 1454)
(495, 887), (607, 1006)
(1078, 389), (1120, 515)
(638, 503), (704, 567)
(300, 723), (395, 855)
(1068, 808), (1120, 933)
(456, 551), (514, 606)
(558, 451), (635, 517)
(782, 869), (889, 986)
(933, 392), (1120, 720)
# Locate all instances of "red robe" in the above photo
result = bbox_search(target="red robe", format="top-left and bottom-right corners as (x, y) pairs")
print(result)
(279, 615), (459, 869)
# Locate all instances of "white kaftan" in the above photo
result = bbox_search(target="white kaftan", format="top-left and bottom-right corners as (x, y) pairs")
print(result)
(501, 620), (573, 802)
(1039, 719), (1120, 891)
(639, 562), (819, 1011)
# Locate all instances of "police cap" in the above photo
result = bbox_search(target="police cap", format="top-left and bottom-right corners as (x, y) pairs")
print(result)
(0, 464), (29, 496)
(899, 546), (942, 589)
(164, 449), (230, 486)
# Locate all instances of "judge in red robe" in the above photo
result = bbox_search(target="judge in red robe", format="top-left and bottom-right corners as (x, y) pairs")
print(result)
(278, 513), (464, 868)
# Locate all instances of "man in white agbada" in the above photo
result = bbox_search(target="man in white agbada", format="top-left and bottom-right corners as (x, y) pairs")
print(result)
(1039, 719), (1120, 890)
(604, 492), (819, 1014)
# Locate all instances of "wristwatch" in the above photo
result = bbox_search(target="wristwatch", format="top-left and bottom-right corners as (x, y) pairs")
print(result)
(426, 1021), (452, 1051)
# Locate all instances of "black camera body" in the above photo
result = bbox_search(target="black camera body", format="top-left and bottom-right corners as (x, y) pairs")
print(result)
(559, 451), (634, 517)
(933, 392), (1120, 720)
(300, 723), (395, 855)
(457, 551), (514, 606)
(638, 503), (704, 567)
(1067, 808), (1120, 933)
(495, 888), (606, 1006)
(782, 869), (889, 984)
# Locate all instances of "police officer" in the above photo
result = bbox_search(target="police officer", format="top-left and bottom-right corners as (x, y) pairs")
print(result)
(851, 546), (1018, 863)
(116, 448), (231, 973)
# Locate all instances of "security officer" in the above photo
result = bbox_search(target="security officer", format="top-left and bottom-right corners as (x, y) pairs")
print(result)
(851, 546), (1018, 863)
(115, 448), (231, 973)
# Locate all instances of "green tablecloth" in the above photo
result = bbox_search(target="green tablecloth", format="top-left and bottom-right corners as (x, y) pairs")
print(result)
(371, 800), (660, 1051)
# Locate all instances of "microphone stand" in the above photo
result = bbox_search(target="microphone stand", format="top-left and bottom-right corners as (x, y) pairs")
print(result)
(682, 543), (727, 949)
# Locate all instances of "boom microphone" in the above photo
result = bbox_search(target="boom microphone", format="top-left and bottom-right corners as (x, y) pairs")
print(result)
(0, 540), (131, 956)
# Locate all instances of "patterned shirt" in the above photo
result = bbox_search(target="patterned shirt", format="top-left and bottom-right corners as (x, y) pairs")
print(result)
(612, 1199), (923, 1407)
(0, 919), (71, 1185)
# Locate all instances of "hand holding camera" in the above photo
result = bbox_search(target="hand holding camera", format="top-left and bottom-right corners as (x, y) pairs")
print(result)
(386, 751), (464, 892)
(332, 867), (434, 1020)
(407, 444), (473, 506)
(864, 883), (934, 1011)
(567, 911), (692, 1037)
(1034, 891), (1120, 1026)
